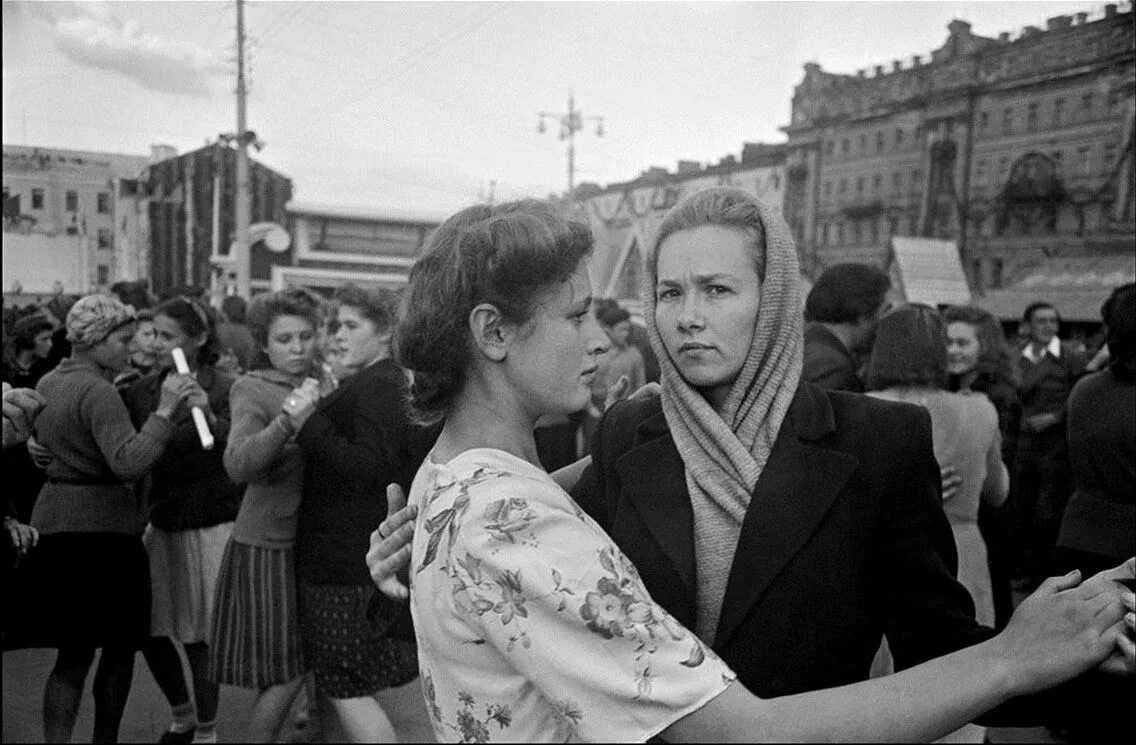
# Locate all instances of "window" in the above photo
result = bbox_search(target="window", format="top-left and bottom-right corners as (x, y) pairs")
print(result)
(895, 127), (905, 145)
(912, 169), (923, 186)
(825, 140), (835, 156)
(842, 138), (851, 154)
(889, 216), (900, 236)
(1081, 92), (1093, 113)
(856, 176), (864, 196)
(1104, 142), (1118, 170)
(1027, 103), (1039, 132)
(938, 212), (949, 233)
(1077, 146), (1091, 175)
(977, 112), (989, 134)
(65, 190), (78, 212)
(976, 159), (987, 180)
(892, 171), (902, 191)
(1053, 98), (1065, 127)
(1002, 107), (1014, 135)
(908, 216), (919, 234)
(852, 222), (862, 244)
(823, 179), (832, 197)
(31, 188), (44, 210)
(97, 228), (113, 249)
(870, 219), (879, 244)
(97, 192), (110, 214)
(876, 131), (885, 153)
(838, 222), (845, 243)
(872, 174), (882, 193)
(839, 178), (848, 194)
(998, 157), (1009, 179)
(858, 134), (867, 153)
(1109, 91), (1121, 113)
(1051, 151), (1063, 167)
(821, 223), (829, 245)
(771, 172), (781, 190)
(991, 258), (1004, 288)
(96, 265), (110, 286)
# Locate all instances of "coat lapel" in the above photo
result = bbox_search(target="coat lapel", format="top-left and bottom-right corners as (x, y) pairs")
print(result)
(714, 384), (858, 648)
(612, 413), (697, 596)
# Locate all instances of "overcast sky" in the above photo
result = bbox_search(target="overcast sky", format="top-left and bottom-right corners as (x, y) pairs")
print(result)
(1, 0), (1109, 213)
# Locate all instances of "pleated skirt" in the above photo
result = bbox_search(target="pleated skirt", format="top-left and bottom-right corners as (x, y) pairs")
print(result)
(208, 538), (304, 689)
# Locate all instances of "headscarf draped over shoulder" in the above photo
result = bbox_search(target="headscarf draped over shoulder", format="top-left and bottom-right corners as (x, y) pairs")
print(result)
(66, 294), (136, 350)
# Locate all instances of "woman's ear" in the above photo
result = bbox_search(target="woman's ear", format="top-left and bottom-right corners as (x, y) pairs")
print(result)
(468, 303), (512, 362)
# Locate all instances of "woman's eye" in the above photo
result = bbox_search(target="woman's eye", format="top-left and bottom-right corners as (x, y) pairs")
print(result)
(657, 288), (679, 301)
(707, 285), (731, 296)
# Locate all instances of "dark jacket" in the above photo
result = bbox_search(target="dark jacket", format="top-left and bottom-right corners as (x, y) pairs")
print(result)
(1058, 369), (1135, 562)
(803, 322), (864, 392)
(122, 366), (241, 532)
(295, 359), (439, 586)
(1017, 343), (1087, 437)
(577, 382), (988, 696)
(2, 357), (55, 523)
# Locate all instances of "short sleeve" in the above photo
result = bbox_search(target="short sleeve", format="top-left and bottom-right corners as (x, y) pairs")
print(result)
(444, 489), (735, 742)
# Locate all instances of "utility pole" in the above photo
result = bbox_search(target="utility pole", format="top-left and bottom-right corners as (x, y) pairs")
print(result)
(538, 91), (604, 196)
(233, 0), (251, 299)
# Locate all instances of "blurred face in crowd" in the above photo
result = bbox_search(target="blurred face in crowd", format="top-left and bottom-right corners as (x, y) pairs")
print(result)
(605, 320), (633, 350)
(1027, 306), (1060, 347)
(654, 225), (762, 411)
(32, 329), (54, 360)
(129, 319), (157, 369)
(151, 313), (205, 371)
(334, 305), (389, 370)
(264, 315), (317, 376)
(91, 323), (137, 373)
(850, 298), (890, 355)
(946, 321), (981, 377)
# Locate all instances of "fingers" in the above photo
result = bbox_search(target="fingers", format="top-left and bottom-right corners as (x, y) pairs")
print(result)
(386, 483), (407, 518)
(1091, 557), (1135, 584)
(1035, 569), (1082, 595)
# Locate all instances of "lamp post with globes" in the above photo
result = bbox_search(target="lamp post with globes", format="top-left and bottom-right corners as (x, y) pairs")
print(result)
(538, 91), (605, 197)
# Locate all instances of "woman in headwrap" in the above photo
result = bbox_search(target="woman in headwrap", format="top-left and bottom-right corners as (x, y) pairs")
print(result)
(370, 188), (1134, 738)
(372, 196), (1130, 742)
(15, 293), (206, 744)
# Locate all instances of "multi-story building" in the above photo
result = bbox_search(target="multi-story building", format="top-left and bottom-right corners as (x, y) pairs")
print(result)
(782, 2), (1135, 312)
(576, 142), (787, 308)
(3, 144), (153, 293)
(145, 143), (293, 296)
(274, 201), (445, 294)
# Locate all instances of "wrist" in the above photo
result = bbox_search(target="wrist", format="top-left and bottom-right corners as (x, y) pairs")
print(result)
(275, 413), (296, 435)
(977, 637), (1025, 700)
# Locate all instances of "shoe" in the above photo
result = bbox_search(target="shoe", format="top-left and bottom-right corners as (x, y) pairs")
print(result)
(158, 729), (196, 744)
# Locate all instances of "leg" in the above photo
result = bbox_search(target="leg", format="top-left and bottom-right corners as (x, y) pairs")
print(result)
(327, 695), (397, 743)
(43, 645), (96, 744)
(142, 635), (195, 713)
(91, 644), (137, 744)
(183, 641), (220, 739)
(244, 675), (305, 743)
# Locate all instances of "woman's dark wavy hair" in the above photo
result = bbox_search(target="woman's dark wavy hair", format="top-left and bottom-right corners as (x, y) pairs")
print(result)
(1102, 282), (1135, 381)
(153, 296), (220, 368)
(334, 283), (399, 335)
(866, 303), (948, 391)
(395, 199), (594, 425)
(943, 305), (1020, 387)
(246, 288), (323, 370)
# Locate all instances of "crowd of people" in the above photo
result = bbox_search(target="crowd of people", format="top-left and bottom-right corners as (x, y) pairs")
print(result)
(2, 186), (1133, 744)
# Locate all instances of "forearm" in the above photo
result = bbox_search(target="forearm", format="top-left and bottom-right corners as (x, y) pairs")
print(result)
(103, 413), (174, 481)
(668, 640), (1014, 743)
(224, 415), (291, 483)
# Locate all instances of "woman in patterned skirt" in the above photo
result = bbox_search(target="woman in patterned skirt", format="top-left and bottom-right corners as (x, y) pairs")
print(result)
(289, 284), (435, 741)
(209, 288), (331, 742)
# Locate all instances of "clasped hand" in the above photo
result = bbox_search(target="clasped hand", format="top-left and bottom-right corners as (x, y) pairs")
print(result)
(281, 378), (321, 431)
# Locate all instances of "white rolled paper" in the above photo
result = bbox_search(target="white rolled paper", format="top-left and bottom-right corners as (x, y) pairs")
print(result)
(171, 347), (215, 451)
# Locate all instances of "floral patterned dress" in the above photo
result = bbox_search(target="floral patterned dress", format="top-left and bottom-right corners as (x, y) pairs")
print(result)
(409, 448), (735, 743)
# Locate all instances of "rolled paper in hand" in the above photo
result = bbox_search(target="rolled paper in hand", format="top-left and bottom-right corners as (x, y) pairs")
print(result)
(171, 347), (214, 451)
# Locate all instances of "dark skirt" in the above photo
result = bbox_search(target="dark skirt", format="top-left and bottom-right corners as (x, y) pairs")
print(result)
(297, 580), (418, 699)
(208, 539), (305, 689)
(6, 532), (150, 651)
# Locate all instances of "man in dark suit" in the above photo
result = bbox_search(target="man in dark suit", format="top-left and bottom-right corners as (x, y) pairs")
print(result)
(802, 263), (892, 393)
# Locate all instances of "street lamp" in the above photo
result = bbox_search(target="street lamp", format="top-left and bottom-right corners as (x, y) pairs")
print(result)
(537, 91), (605, 195)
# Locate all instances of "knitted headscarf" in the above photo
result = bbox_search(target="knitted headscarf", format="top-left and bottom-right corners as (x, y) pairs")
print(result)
(643, 187), (803, 643)
(66, 294), (136, 350)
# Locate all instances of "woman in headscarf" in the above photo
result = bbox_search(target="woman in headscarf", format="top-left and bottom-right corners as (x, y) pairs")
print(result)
(371, 188), (1134, 734)
(16, 294), (205, 744)
(378, 196), (1130, 742)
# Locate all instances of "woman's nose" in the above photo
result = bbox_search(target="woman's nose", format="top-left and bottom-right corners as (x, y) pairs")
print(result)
(585, 315), (610, 356)
(676, 297), (705, 330)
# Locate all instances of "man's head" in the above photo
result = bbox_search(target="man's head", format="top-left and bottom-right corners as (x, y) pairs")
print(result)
(597, 305), (633, 349)
(1022, 301), (1060, 347)
(805, 263), (892, 353)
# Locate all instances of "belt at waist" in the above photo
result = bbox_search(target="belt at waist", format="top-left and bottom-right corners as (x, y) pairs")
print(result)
(48, 476), (125, 486)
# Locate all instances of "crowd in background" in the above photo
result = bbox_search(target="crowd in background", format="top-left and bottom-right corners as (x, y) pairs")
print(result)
(2, 201), (1132, 743)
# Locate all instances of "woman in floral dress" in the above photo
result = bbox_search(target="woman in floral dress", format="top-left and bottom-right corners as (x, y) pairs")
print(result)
(391, 199), (1133, 742)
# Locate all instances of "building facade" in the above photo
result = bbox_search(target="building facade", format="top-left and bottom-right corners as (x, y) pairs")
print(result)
(145, 144), (293, 297)
(576, 143), (787, 307)
(3, 144), (152, 293)
(272, 202), (445, 295)
(782, 3), (1135, 294)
